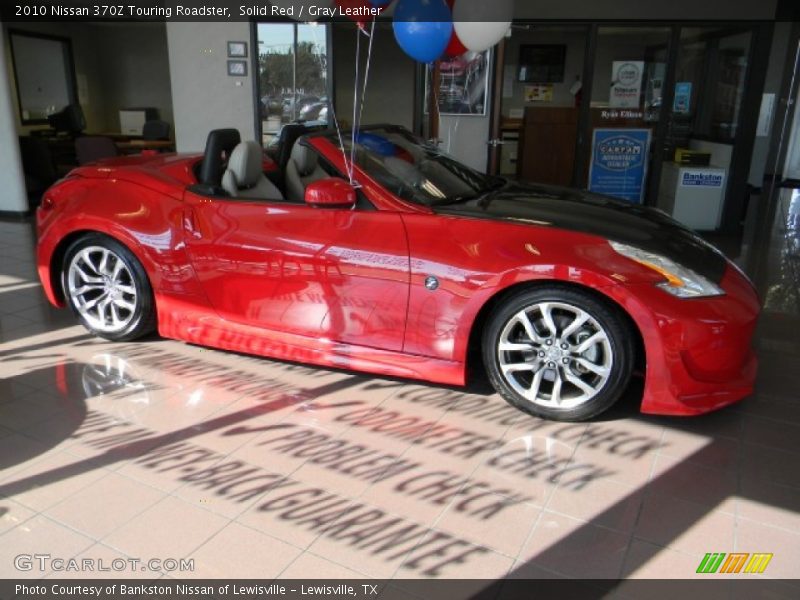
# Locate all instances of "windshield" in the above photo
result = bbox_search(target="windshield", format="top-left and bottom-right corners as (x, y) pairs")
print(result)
(328, 127), (501, 206)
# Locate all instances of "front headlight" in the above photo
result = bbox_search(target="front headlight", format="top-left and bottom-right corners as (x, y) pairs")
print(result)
(609, 241), (725, 298)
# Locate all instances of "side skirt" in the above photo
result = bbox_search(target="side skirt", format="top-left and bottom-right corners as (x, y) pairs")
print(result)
(156, 299), (466, 387)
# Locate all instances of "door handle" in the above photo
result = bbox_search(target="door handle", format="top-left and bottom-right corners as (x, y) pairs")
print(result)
(182, 208), (202, 239)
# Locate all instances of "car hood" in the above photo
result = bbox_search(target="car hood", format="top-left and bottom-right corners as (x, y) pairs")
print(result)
(434, 181), (729, 283)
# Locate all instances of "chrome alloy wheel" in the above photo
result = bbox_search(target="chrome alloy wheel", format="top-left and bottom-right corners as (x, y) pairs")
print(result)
(66, 246), (138, 334)
(496, 301), (613, 410)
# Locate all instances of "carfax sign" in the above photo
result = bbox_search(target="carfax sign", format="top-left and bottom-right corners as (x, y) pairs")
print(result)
(609, 61), (644, 108)
(588, 128), (652, 204)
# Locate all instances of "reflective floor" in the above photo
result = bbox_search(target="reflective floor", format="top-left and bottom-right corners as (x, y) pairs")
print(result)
(1, 219), (799, 591)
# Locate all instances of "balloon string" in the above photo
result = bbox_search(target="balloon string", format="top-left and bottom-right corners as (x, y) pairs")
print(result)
(329, 105), (350, 182)
(308, 23), (350, 185)
(328, 76), (350, 179)
(357, 19), (377, 142)
(348, 23), (362, 185)
(431, 62), (442, 147)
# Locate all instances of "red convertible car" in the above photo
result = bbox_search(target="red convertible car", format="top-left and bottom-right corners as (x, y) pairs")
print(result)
(36, 125), (760, 421)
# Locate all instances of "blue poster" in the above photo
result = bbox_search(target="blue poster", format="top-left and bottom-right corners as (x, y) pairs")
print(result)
(588, 129), (652, 204)
(673, 82), (692, 114)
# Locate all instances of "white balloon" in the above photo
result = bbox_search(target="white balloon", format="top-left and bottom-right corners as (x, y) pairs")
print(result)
(453, 0), (512, 52)
(269, 0), (333, 22)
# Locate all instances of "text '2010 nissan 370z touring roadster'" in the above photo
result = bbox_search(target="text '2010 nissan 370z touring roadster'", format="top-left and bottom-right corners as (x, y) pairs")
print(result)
(36, 125), (760, 421)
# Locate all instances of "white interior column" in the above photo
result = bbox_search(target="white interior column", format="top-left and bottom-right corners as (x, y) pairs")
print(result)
(0, 24), (29, 214)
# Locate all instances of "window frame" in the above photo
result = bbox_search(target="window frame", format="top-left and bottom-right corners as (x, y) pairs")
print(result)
(249, 20), (334, 145)
(8, 29), (78, 126)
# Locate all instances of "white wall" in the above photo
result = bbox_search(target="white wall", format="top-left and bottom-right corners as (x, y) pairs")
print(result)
(167, 21), (255, 152)
(0, 27), (29, 213)
(332, 22), (415, 130)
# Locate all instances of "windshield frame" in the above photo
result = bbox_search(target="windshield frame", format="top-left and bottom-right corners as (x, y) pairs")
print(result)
(311, 124), (502, 207)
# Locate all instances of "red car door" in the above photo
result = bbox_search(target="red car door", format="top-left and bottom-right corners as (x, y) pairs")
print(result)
(181, 191), (410, 352)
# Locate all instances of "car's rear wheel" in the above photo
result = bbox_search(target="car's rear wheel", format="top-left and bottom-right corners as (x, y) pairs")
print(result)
(482, 285), (634, 421)
(62, 235), (156, 341)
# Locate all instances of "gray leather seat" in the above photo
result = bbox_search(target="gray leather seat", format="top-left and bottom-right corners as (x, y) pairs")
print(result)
(221, 141), (283, 201)
(285, 140), (328, 203)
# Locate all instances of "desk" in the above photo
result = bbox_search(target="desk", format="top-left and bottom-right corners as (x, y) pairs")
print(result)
(518, 107), (579, 186)
(115, 139), (175, 153)
(23, 133), (175, 174)
(89, 131), (136, 141)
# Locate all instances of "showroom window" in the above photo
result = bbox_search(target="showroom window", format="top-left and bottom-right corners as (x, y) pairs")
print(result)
(256, 22), (330, 145)
(661, 28), (753, 156)
(489, 22), (769, 237)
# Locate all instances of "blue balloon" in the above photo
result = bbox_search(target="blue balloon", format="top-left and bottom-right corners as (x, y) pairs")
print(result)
(355, 132), (397, 156)
(393, 0), (453, 64)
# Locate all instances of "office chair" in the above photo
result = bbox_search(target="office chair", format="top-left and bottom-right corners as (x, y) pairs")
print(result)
(142, 120), (171, 141)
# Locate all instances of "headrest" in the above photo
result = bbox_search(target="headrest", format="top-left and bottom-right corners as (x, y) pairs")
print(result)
(277, 124), (309, 169)
(290, 141), (319, 177)
(226, 141), (264, 188)
(277, 123), (327, 170)
(199, 128), (240, 186)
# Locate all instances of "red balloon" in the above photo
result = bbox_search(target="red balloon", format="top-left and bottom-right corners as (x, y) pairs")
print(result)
(335, 0), (374, 27)
(443, 0), (466, 57)
(445, 31), (467, 57)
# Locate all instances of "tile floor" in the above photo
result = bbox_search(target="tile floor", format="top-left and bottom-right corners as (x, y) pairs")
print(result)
(0, 219), (799, 590)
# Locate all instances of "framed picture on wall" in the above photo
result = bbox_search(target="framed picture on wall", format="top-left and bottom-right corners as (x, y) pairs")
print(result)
(227, 60), (248, 77)
(227, 41), (247, 58)
(424, 49), (491, 117)
(518, 44), (566, 83)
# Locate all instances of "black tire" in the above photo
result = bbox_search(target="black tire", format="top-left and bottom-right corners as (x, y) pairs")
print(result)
(482, 285), (634, 421)
(62, 234), (156, 342)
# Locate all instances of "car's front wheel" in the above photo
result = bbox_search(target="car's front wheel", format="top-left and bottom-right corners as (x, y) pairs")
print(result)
(483, 285), (634, 421)
(62, 235), (156, 341)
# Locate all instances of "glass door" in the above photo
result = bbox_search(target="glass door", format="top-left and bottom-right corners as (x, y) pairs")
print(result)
(752, 35), (800, 321)
(490, 24), (590, 181)
(655, 27), (753, 232)
(256, 22), (330, 146)
(580, 26), (672, 204)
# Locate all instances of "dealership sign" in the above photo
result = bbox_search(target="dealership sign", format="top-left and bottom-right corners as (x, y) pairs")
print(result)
(589, 128), (652, 204)
(681, 171), (725, 187)
(610, 61), (644, 108)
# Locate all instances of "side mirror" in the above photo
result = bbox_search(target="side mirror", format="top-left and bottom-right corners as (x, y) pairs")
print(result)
(304, 178), (356, 209)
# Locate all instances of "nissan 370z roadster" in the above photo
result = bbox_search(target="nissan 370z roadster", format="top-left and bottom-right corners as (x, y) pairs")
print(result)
(36, 125), (760, 421)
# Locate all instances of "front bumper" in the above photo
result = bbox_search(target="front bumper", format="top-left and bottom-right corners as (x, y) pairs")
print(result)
(608, 265), (760, 416)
